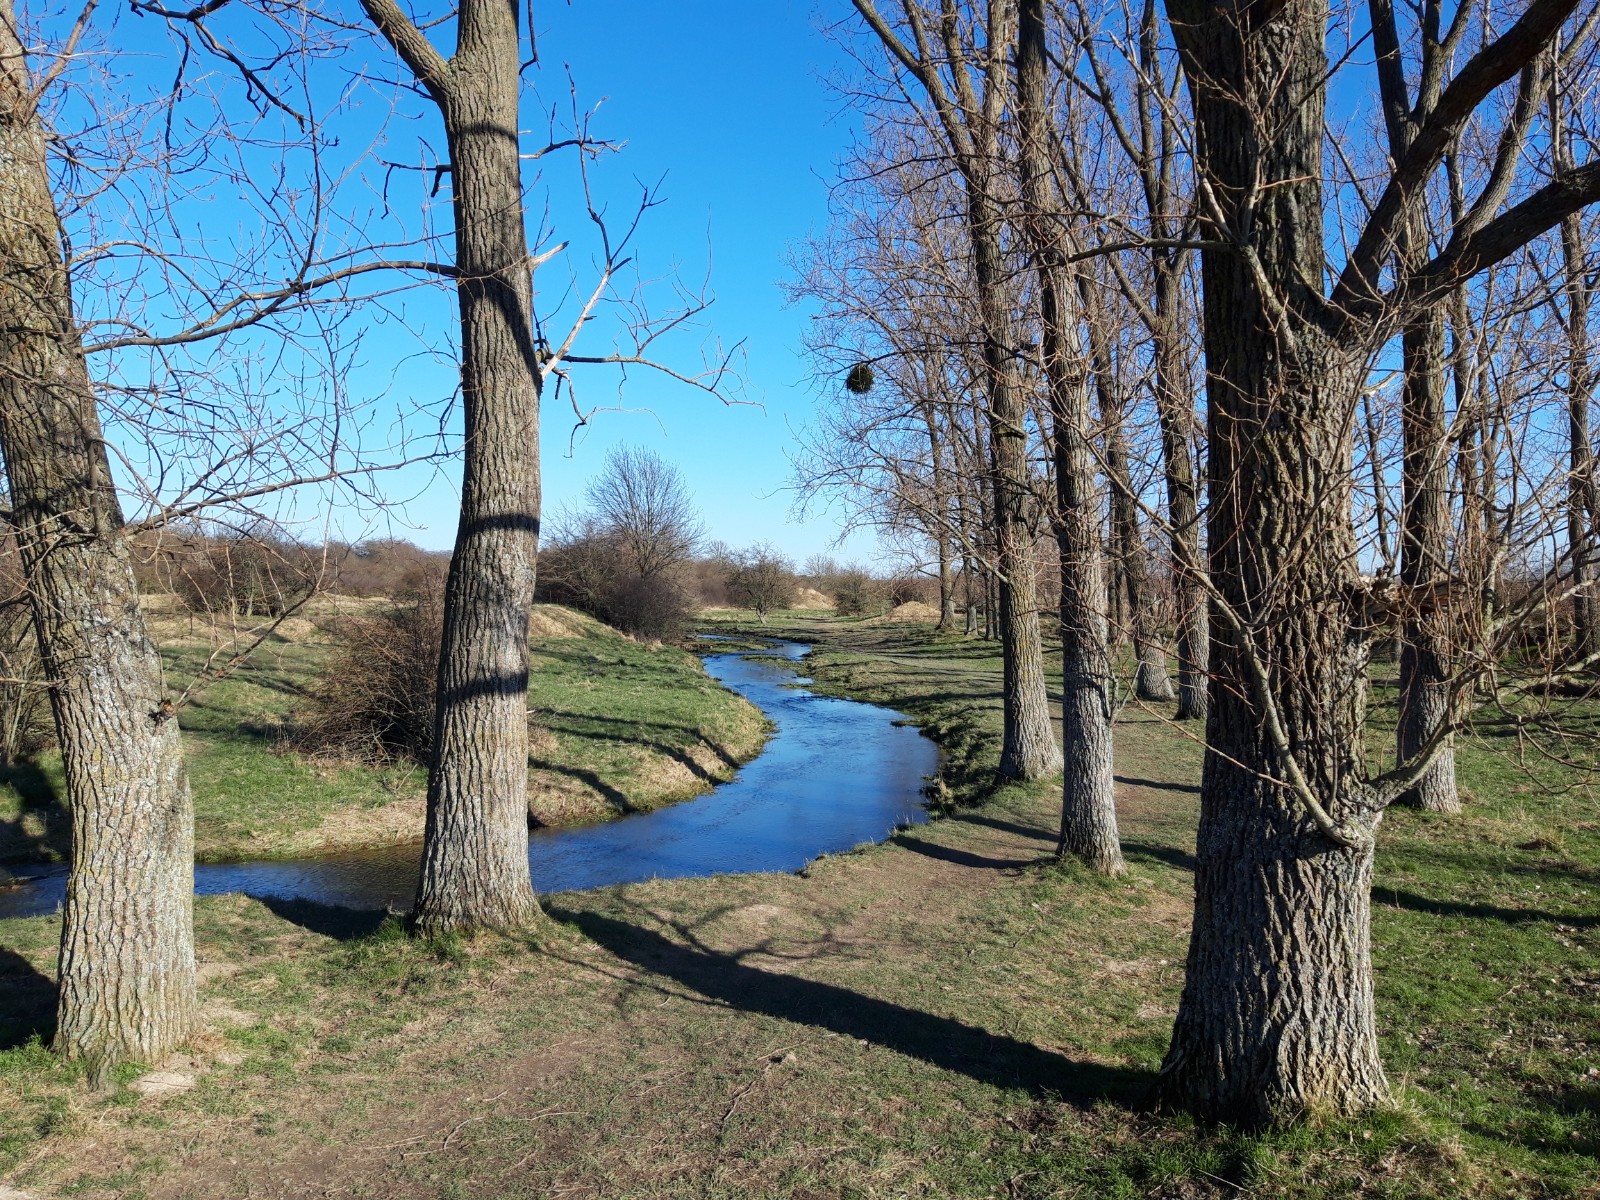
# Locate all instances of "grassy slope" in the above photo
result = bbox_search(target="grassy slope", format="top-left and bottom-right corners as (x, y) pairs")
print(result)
(0, 601), (767, 866)
(0, 614), (1593, 1198)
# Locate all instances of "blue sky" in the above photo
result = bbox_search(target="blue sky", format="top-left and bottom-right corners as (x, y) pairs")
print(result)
(364, 1), (882, 565)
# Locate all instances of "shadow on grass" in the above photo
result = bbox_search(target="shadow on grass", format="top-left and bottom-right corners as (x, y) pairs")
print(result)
(1376, 888), (1599, 928)
(529, 760), (635, 817)
(0, 944), (55, 1050)
(1115, 774), (1201, 796)
(260, 896), (391, 940)
(554, 905), (1152, 1105)
(893, 833), (1052, 872)
(0, 761), (69, 863)
(946, 812), (1057, 842)
(1122, 842), (1198, 872)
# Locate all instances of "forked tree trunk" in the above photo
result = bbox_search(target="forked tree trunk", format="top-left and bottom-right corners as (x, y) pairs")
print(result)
(361, 0), (541, 934)
(1017, 0), (1120, 871)
(0, 11), (195, 1073)
(1158, 0), (1390, 1122)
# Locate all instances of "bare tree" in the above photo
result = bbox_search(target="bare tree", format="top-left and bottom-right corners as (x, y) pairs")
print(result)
(1156, 0), (1600, 1124)
(584, 446), (703, 582)
(726, 545), (797, 624)
(360, 0), (736, 934)
(1015, 0), (1123, 872)
(851, 0), (1062, 781)
(0, 0), (439, 1073)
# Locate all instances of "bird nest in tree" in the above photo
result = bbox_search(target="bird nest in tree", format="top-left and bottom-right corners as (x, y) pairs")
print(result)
(845, 363), (875, 394)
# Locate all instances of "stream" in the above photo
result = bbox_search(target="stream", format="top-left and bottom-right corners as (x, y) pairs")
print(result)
(0, 641), (937, 919)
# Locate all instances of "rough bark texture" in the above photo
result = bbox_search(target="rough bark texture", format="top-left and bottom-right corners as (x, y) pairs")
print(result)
(362, 0), (541, 933)
(1017, 0), (1121, 872)
(1158, 0), (1389, 1123)
(0, 9), (196, 1072)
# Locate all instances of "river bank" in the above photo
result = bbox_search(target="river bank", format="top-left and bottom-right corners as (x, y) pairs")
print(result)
(0, 614), (1595, 1198)
(0, 600), (769, 869)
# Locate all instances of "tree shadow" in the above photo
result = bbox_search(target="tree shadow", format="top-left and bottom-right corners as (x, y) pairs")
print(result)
(893, 833), (1052, 871)
(1115, 775), (1201, 795)
(528, 759), (636, 817)
(0, 944), (56, 1049)
(1376, 888), (1598, 928)
(259, 896), (392, 940)
(945, 812), (1057, 842)
(552, 905), (1151, 1106)
(0, 761), (69, 863)
(1122, 842), (1198, 872)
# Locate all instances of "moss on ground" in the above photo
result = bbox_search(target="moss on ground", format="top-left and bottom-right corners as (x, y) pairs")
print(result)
(0, 614), (1594, 1197)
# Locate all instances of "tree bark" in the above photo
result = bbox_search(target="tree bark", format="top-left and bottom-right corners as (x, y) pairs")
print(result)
(1017, 0), (1120, 871)
(970, 197), (1062, 780)
(0, 8), (195, 1074)
(1157, 0), (1389, 1122)
(1152, 268), (1209, 720)
(1552, 75), (1600, 663)
(361, 0), (542, 934)
(1394, 276), (1460, 812)
(1087, 286), (1175, 704)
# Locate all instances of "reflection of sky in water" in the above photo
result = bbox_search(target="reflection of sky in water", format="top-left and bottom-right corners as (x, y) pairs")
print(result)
(0, 643), (936, 919)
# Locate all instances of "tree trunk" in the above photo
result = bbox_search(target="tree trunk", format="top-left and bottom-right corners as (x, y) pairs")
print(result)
(0, 11), (195, 1073)
(1152, 268), (1209, 720)
(362, 0), (542, 934)
(1394, 274), (1460, 813)
(1560, 206), (1599, 662)
(1090, 303), (1175, 704)
(1158, 0), (1390, 1122)
(1017, 0), (1119, 870)
(1554, 79), (1600, 663)
(968, 196), (1061, 781)
(924, 410), (958, 632)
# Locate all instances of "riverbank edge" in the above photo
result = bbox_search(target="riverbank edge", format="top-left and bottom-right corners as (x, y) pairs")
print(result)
(0, 639), (775, 872)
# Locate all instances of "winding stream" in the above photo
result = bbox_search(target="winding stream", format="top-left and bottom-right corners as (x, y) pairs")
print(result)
(0, 642), (936, 919)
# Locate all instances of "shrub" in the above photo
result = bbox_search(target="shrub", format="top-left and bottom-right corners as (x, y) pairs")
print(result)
(295, 576), (444, 764)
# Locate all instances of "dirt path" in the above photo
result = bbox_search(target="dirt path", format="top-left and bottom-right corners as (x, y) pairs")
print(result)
(8, 729), (1196, 1200)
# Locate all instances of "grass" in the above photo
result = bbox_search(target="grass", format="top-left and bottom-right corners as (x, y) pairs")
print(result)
(0, 612), (1594, 1197)
(0, 598), (768, 866)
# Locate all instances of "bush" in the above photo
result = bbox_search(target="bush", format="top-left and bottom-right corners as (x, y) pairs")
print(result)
(166, 528), (321, 618)
(832, 568), (883, 616)
(602, 572), (692, 641)
(295, 577), (444, 764)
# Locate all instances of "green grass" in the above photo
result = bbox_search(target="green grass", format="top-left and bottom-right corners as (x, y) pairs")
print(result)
(0, 603), (767, 866)
(0, 613), (1594, 1197)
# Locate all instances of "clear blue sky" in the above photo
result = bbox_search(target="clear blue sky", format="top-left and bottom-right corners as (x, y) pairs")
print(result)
(359, 2), (883, 566)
